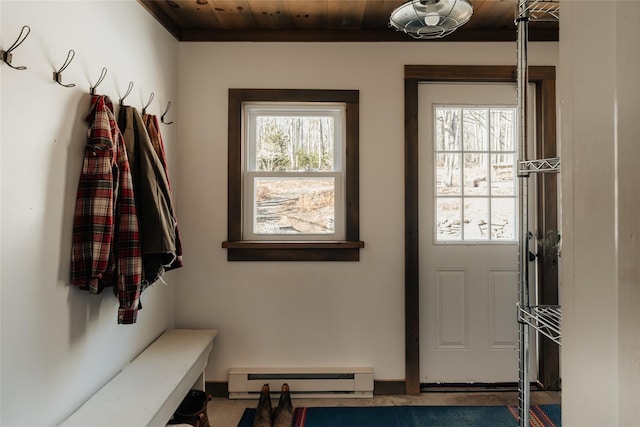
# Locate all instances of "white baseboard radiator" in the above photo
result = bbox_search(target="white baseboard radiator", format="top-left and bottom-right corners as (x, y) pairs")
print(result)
(228, 367), (374, 399)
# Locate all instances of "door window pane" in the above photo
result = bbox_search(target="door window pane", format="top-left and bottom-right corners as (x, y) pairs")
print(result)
(436, 153), (461, 195)
(436, 198), (462, 241)
(435, 108), (462, 151)
(491, 153), (515, 196)
(463, 153), (489, 196)
(464, 198), (489, 241)
(490, 109), (516, 151)
(491, 198), (516, 240)
(463, 108), (489, 151)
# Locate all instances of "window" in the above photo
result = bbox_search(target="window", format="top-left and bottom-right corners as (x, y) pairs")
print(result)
(223, 89), (363, 261)
(244, 104), (344, 241)
(434, 105), (517, 242)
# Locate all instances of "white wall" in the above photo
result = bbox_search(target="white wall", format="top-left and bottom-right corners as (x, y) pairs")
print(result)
(177, 42), (558, 382)
(560, 2), (640, 426)
(0, 1), (179, 425)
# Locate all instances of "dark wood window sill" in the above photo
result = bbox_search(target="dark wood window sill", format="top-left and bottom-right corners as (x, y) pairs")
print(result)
(222, 241), (365, 261)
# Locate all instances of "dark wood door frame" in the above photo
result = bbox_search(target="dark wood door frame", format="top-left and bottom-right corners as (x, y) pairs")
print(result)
(403, 65), (559, 394)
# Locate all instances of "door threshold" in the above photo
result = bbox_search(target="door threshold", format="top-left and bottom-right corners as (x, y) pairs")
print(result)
(420, 382), (543, 393)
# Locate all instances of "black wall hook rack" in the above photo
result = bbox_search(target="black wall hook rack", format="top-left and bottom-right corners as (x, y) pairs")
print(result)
(161, 101), (174, 125)
(142, 92), (155, 115)
(53, 49), (76, 87)
(1, 25), (31, 70)
(90, 67), (108, 95)
(119, 81), (134, 106)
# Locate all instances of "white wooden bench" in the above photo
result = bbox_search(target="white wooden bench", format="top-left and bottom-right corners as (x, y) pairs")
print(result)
(60, 329), (217, 427)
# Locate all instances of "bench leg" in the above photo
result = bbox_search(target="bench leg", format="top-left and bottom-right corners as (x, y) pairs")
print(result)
(192, 371), (206, 391)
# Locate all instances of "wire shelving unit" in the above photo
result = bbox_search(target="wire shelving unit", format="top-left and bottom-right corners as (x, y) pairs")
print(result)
(515, 1), (561, 426)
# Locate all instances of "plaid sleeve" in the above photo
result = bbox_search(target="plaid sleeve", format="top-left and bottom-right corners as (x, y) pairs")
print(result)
(70, 101), (116, 293)
(112, 117), (143, 325)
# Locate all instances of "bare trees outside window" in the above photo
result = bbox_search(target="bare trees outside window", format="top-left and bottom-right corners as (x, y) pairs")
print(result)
(435, 106), (517, 242)
(244, 104), (345, 240)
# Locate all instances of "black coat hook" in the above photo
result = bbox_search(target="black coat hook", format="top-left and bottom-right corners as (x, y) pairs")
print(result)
(53, 49), (76, 88)
(90, 67), (108, 95)
(161, 101), (174, 125)
(1, 25), (31, 70)
(142, 92), (155, 115)
(119, 81), (133, 106)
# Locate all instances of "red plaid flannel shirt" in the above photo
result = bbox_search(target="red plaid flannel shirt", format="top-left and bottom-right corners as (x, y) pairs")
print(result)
(71, 95), (142, 324)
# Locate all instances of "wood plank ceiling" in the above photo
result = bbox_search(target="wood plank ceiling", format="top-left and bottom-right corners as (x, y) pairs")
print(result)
(137, 0), (559, 42)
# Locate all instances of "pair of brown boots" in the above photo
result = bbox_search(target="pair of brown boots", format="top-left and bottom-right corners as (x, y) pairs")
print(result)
(253, 383), (293, 427)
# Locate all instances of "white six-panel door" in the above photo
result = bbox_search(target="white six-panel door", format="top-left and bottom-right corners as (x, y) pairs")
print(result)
(418, 83), (536, 383)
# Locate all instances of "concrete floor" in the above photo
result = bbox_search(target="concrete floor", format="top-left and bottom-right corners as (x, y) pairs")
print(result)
(207, 391), (561, 427)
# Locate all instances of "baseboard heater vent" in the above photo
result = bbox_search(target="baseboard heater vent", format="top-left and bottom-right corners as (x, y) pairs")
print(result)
(228, 367), (373, 399)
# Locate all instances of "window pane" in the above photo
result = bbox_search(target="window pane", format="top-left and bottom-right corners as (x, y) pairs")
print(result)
(463, 153), (489, 196)
(463, 198), (489, 240)
(436, 153), (461, 195)
(463, 108), (488, 151)
(254, 177), (335, 235)
(435, 108), (461, 151)
(490, 109), (516, 152)
(491, 153), (515, 196)
(436, 198), (462, 241)
(255, 116), (335, 172)
(491, 198), (516, 240)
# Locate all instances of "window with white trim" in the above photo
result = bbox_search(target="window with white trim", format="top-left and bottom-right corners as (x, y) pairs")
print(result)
(434, 105), (517, 242)
(243, 103), (345, 241)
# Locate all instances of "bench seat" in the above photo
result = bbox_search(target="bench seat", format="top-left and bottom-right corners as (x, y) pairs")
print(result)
(60, 329), (217, 427)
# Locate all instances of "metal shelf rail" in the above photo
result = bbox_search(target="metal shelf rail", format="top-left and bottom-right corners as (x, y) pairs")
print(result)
(516, 1), (561, 426)
(528, 0), (560, 21)
(519, 305), (562, 345)
(520, 158), (561, 173)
